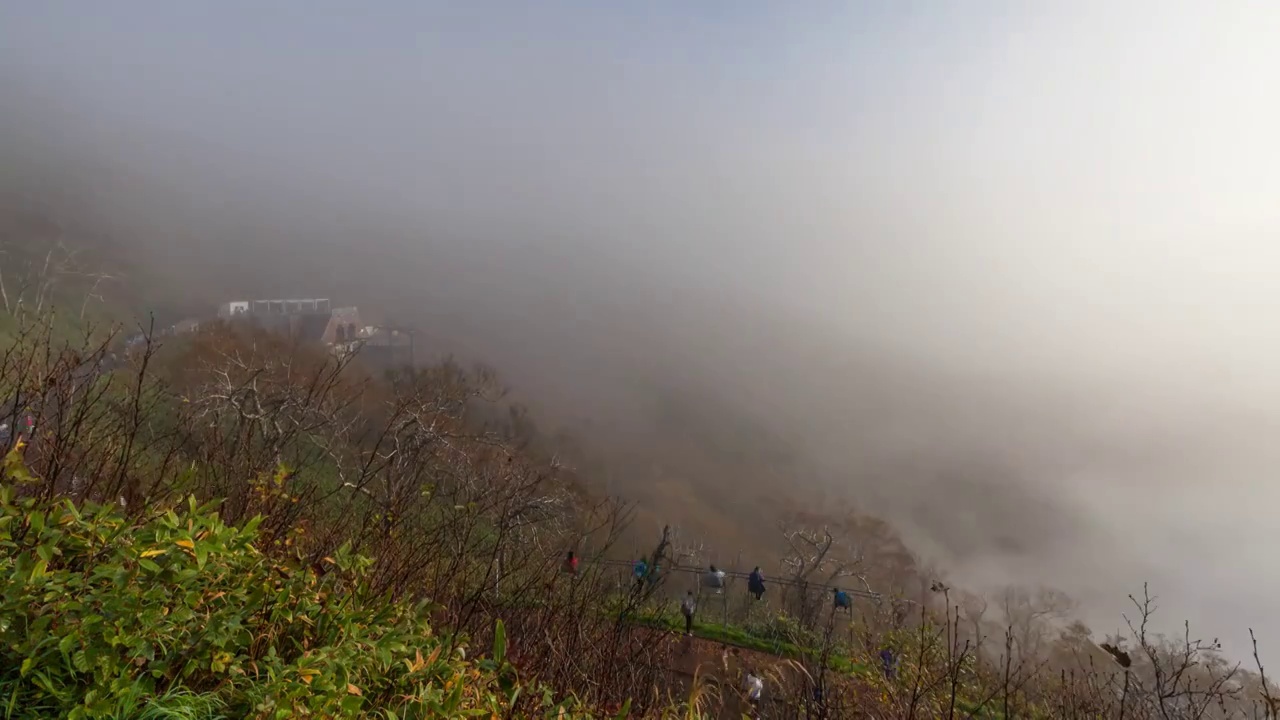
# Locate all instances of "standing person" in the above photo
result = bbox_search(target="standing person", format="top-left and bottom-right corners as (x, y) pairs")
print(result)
(563, 550), (579, 576)
(633, 558), (648, 590)
(833, 587), (851, 611)
(879, 646), (897, 679)
(681, 590), (697, 636)
(748, 567), (766, 600)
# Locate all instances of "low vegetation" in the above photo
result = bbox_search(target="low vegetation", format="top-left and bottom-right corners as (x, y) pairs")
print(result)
(0, 474), (565, 719)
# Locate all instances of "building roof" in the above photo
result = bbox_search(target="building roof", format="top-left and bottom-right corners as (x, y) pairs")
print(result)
(235, 298), (331, 304)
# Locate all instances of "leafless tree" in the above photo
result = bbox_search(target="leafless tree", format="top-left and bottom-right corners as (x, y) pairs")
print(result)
(999, 584), (1076, 666)
(777, 520), (872, 631)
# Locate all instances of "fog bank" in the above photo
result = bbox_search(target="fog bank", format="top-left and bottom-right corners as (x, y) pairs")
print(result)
(3, 1), (1279, 655)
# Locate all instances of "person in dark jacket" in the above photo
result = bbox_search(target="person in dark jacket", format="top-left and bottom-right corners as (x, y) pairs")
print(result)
(748, 567), (766, 600)
(563, 550), (579, 575)
(879, 647), (898, 679)
(633, 558), (648, 590)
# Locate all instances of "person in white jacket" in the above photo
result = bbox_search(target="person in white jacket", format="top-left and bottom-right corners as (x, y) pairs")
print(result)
(680, 591), (697, 635)
(745, 669), (764, 710)
(703, 565), (726, 594)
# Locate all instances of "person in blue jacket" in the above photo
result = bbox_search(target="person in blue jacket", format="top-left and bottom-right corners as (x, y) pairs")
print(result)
(633, 558), (648, 589)
(748, 567), (766, 600)
(833, 587), (851, 611)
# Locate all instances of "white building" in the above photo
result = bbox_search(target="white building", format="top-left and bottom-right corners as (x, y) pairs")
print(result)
(217, 298), (332, 318)
(217, 301), (250, 318)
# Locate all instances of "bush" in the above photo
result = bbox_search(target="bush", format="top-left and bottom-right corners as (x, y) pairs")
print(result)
(0, 451), (542, 719)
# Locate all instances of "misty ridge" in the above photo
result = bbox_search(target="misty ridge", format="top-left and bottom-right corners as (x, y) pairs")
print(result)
(2, 2), (1279, 669)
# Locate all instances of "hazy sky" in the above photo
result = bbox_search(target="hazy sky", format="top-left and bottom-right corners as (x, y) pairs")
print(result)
(4, 2), (1280, 655)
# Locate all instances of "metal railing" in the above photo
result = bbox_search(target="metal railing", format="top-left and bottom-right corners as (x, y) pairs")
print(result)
(591, 558), (883, 601)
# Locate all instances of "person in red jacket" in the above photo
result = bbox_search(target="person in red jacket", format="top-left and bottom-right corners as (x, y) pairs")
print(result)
(563, 550), (579, 575)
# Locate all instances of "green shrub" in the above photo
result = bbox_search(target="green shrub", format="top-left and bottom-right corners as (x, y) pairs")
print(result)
(0, 451), (536, 719)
